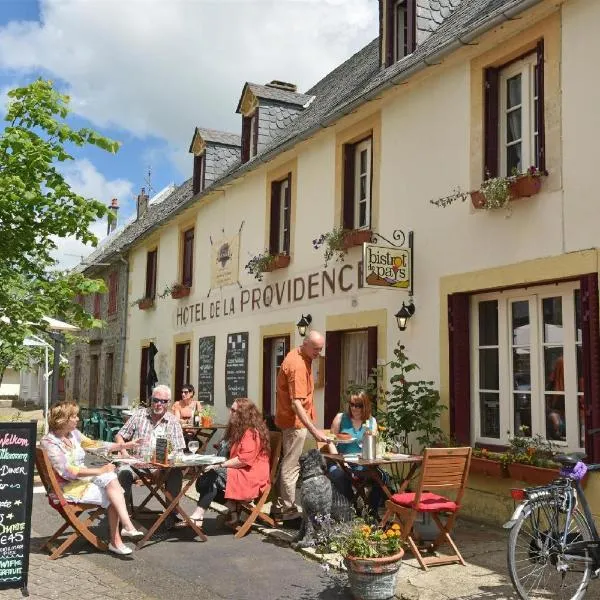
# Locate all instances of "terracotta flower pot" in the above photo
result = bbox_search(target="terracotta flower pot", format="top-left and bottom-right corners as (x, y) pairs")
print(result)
(344, 549), (404, 600)
(509, 175), (543, 199)
(262, 254), (290, 273)
(470, 456), (508, 478)
(201, 416), (213, 428)
(470, 190), (486, 209)
(138, 297), (154, 310)
(171, 286), (191, 299)
(343, 229), (372, 250)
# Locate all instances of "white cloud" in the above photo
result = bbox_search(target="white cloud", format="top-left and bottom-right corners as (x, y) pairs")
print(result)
(0, 0), (378, 172)
(51, 159), (134, 269)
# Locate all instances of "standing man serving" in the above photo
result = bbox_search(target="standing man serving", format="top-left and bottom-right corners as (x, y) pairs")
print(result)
(272, 330), (328, 521)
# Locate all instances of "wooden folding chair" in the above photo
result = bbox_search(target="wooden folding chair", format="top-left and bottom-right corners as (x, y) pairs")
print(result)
(233, 431), (282, 539)
(35, 447), (108, 559)
(380, 447), (472, 570)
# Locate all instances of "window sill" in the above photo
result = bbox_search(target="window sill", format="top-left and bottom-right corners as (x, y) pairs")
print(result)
(343, 229), (372, 250)
(171, 286), (191, 300)
(261, 253), (291, 273)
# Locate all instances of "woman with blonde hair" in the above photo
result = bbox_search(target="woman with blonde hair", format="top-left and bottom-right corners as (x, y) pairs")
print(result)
(182, 398), (270, 528)
(41, 401), (144, 555)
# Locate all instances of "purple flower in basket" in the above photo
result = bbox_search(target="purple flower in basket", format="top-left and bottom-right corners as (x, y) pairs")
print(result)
(560, 461), (588, 481)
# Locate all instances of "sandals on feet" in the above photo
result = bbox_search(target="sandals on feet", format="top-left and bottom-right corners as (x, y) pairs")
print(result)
(174, 517), (203, 529)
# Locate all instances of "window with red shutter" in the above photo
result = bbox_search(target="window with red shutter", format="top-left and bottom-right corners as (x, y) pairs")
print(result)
(145, 249), (157, 299)
(269, 174), (291, 256)
(181, 228), (194, 287)
(384, 0), (416, 68)
(93, 292), (101, 319)
(342, 136), (372, 230)
(192, 154), (205, 195)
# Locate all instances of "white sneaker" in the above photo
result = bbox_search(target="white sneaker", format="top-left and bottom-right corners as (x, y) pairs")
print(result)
(121, 528), (144, 539)
(108, 542), (133, 555)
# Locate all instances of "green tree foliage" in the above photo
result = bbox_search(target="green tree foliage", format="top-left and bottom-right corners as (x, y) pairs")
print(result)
(0, 80), (119, 381)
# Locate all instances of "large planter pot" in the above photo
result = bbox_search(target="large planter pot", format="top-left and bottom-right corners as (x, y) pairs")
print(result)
(201, 416), (213, 428)
(470, 190), (486, 209)
(343, 229), (372, 250)
(171, 286), (191, 299)
(509, 175), (543, 199)
(470, 457), (508, 478)
(261, 253), (290, 273)
(343, 549), (404, 600)
(507, 463), (560, 485)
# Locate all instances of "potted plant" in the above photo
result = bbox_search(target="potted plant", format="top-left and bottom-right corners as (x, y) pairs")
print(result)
(313, 226), (348, 267)
(169, 282), (191, 299)
(509, 165), (546, 198)
(201, 405), (215, 428)
(245, 249), (290, 282)
(343, 228), (373, 250)
(470, 448), (510, 478)
(133, 296), (154, 310)
(316, 517), (404, 600)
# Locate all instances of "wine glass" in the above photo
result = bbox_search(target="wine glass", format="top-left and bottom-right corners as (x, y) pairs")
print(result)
(188, 440), (200, 455)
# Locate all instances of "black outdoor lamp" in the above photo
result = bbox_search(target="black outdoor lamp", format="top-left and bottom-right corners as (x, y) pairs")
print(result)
(296, 314), (312, 337)
(395, 302), (415, 332)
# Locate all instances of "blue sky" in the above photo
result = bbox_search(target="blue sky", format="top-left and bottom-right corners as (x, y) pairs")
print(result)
(0, 0), (377, 267)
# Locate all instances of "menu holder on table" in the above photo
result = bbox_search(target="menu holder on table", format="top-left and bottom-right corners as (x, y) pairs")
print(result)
(153, 437), (169, 466)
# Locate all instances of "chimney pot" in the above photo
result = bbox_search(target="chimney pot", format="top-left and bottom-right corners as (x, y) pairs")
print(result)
(265, 80), (297, 93)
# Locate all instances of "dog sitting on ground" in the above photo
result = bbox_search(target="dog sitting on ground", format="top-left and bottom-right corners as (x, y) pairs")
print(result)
(291, 449), (354, 549)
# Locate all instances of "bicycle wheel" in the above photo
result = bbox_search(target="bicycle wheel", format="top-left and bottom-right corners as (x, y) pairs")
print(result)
(508, 501), (592, 600)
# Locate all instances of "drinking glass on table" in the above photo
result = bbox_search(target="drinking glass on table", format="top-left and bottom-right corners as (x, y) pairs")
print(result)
(188, 440), (200, 454)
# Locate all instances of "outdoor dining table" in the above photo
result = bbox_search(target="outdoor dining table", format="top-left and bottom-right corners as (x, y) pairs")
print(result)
(321, 452), (423, 499)
(123, 459), (213, 546)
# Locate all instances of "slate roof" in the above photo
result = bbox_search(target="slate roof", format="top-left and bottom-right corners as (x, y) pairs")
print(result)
(235, 83), (313, 113)
(83, 0), (542, 270)
(195, 127), (240, 147)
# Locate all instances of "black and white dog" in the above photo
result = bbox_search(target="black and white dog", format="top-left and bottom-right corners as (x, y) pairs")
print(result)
(292, 449), (353, 549)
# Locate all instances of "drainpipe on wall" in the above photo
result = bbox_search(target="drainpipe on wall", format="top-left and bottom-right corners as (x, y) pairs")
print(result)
(116, 253), (129, 406)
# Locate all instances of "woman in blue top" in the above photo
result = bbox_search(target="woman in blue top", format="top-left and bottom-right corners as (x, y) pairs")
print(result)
(326, 390), (385, 519)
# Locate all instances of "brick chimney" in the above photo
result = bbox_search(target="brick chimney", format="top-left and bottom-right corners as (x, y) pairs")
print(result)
(107, 198), (119, 235)
(136, 187), (149, 220)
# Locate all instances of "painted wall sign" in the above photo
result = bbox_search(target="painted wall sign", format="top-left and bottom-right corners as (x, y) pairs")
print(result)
(362, 244), (411, 290)
(224, 332), (248, 408)
(0, 422), (36, 596)
(174, 261), (364, 328)
(210, 233), (240, 289)
(197, 336), (215, 406)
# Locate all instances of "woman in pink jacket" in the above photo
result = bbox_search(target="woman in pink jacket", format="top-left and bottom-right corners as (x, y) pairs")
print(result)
(184, 398), (270, 528)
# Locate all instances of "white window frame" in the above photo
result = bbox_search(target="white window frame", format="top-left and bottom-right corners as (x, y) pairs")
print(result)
(353, 138), (372, 230)
(393, 0), (407, 62)
(499, 53), (537, 177)
(277, 178), (290, 254)
(471, 281), (582, 451)
(249, 112), (258, 159)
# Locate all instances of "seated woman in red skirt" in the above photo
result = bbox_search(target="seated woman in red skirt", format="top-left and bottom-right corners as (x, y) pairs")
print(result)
(183, 398), (270, 528)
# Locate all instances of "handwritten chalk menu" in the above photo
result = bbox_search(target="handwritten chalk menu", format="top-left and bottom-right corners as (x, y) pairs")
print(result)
(197, 336), (215, 406)
(225, 332), (248, 408)
(154, 436), (168, 465)
(0, 422), (35, 595)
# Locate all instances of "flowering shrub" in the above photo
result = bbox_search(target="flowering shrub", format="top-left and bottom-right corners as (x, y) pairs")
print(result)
(312, 226), (347, 267)
(316, 517), (404, 559)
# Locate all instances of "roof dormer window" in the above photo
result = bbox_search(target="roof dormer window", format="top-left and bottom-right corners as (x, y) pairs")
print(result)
(249, 110), (258, 160)
(382, 0), (416, 68)
(192, 153), (205, 195)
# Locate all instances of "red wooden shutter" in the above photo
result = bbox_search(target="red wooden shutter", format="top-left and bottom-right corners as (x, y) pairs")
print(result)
(139, 346), (149, 405)
(182, 228), (194, 287)
(484, 67), (499, 178)
(406, 0), (416, 54)
(269, 181), (281, 255)
(93, 292), (101, 318)
(385, 0), (394, 67)
(324, 331), (343, 427)
(283, 174), (292, 254)
(378, 0), (384, 67)
(252, 108), (260, 156)
(581, 274), (600, 461)
(241, 116), (250, 163)
(262, 338), (272, 416)
(145, 249), (157, 299)
(448, 293), (471, 445)
(536, 39), (546, 172)
(192, 155), (202, 195)
(342, 143), (355, 230)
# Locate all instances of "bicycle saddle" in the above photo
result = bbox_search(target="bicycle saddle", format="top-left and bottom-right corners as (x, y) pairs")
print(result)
(554, 453), (584, 466)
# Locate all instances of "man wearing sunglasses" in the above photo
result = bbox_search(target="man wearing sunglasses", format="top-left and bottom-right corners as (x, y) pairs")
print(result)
(115, 384), (185, 526)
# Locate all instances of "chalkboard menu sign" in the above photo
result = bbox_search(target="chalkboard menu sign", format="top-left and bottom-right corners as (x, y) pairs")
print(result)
(225, 332), (248, 408)
(197, 336), (215, 406)
(0, 422), (36, 596)
(154, 436), (168, 466)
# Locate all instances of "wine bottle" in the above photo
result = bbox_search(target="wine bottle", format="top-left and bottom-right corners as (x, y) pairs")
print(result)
(193, 402), (200, 426)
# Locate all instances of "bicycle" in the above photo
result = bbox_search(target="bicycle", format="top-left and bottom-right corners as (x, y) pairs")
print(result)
(505, 437), (600, 600)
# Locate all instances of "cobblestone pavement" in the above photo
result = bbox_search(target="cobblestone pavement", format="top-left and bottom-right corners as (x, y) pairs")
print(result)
(1, 533), (157, 600)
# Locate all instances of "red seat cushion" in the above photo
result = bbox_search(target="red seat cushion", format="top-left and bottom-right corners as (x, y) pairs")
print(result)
(390, 491), (458, 512)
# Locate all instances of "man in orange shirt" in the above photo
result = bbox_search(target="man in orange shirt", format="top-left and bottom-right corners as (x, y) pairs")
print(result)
(272, 330), (328, 520)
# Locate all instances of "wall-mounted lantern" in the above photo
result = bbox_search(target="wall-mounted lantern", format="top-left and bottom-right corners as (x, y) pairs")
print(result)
(296, 314), (312, 337)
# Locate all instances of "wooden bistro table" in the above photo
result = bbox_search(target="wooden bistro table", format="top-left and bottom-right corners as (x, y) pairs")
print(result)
(321, 452), (422, 499)
(128, 459), (211, 546)
(182, 424), (227, 454)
